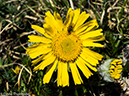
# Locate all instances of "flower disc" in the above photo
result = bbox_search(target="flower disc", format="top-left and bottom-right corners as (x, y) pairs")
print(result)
(52, 31), (82, 62)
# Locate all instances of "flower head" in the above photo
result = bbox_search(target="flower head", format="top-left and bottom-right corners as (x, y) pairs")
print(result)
(26, 8), (104, 87)
(12, 66), (21, 75)
(98, 59), (122, 82)
(109, 59), (122, 79)
(98, 59), (114, 82)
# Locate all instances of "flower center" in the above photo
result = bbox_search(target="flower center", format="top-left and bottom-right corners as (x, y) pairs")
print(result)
(52, 31), (82, 62)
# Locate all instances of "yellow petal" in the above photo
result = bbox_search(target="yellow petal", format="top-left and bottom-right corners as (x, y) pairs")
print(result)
(28, 35), (52, 43)
(113, 59), (122, 62)
(76, 57), (93, 78)
(12, 66), (21, 75)
(69, 62), (83, 85)
(117, 62), (122, 64)
(26, 43), (50, 53)
(117, 69), (122, 73)
(79, 29), (103, 40)
(117, 65), (122, 68)
(114, 74), (121, 79)
(26, 44), (51, 59)
(80, 51), (99, 66)
(39, 54), (56, 70)
(79, 23), (99, 36)
(43, 23), (55, 37)
(33, 53), (56, 71)
(45, 11), (56, 24)
(31, 55), (44, 66)
(65, 8), (73, 19)
(112, 62), (116, 64)
(80, 57), (97, 72)
(95, 36), (105, 41)
(44, 11), (58, 35)
(82, 48), (103, 60)
(31, 25), (45, 35)
(43, 59), (58, 83)
(57, 61), (62, 86)
(43, 51), (53, 60)
(75, 19), (98, 34)
(82, 39), (104, 47)
(72, 8), (80, 26)
(109, 70), (113, 73)
(110, 66), (115, 69)
(73, 11), (89, 31)
(26, 44), (52, 59)
(26, 44), (39, 52)
(61, 62), (69, 87)
(31, 25), (51, 38)
(54, 12), (64, 31)
(64, 9), (74, 30)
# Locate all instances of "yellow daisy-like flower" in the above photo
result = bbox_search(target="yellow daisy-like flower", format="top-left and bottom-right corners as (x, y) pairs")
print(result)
(109, 59), (122, 79)
(26, 8), (104, 87)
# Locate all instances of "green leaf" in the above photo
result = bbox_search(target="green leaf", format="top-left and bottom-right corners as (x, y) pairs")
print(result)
(82, 86), (87, 93)
(59, 90), (63, 96)
(75, 89), (79, 96)
(118, 0), (128, 19)
(124, 40), (129, 44)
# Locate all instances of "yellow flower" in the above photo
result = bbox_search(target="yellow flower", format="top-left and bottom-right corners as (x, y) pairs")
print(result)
(26, 8), (104, 87)
(12, 66), (21, 75)
(109, 59), (122, 79)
